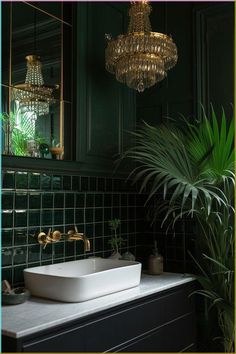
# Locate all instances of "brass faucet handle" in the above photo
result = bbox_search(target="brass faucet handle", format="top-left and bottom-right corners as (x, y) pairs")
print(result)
(38, 229), (61, 247)
(38, 232), (47, 244)
(51, 230), (61, 242)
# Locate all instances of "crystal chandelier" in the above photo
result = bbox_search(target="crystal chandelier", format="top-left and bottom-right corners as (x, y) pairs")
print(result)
(12, 55), (54, 116)
(105, 1), (178, 92)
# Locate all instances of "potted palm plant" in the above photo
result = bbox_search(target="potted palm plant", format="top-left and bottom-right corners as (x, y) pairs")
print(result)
(123, 107), (234, 352)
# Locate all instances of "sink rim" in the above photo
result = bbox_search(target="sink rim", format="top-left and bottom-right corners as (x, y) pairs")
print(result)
(24, 258), (141, 280)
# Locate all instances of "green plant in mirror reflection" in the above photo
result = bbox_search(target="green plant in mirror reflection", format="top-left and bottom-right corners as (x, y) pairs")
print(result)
(1, 107), (47, 156)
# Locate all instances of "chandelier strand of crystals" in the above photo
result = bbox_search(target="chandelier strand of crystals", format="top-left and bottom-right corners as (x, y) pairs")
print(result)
(105, 1), (178, 92)
(12, 55), (54, 117)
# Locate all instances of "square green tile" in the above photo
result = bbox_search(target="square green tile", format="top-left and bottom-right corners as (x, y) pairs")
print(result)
(14, 210), (27, 228)
(112, 207), (120, 219)
(42, 193), (53, 208)
(2, 248), (13, 266)
(81, 177), (89, 191)
(86, 193), (94, 208)
(65, 193), (75, 208)
(76, 240), (85, 255)
(95, 194), (103, 207)
(104, 207), (112, 221)
(29, 210), (40, 227)
(54, 193), (64, 208)
(2, 229), (13, 247)
(41, 243), (53, 261)
(2, 211), (13, 228)
(13, 246), (27, 265)
(53, 242), (64, 259)
(75, 209), (84, 224)
(15, 193), (28, 209)
(95, 223), (103, 237)
(3, 171), (15, 189)
(41, 174), (52, 190)
(113, 194), (120, 206)
(42, 210), (53, 225)
(65, 241), (75, 257)
(121, 207), (128, 220)
(52, 175), (62, 190)
(121, 194), (127, 206)
(95, 208), (103, 222)
(28, 173), (41, 189)
(13, 265), (25, 285)
(2, 192), (14, 209)
(65, 209), (74, 224)
(2, 268), (12, 284)
(105, 178), (112, 192)
(54, 210), (64, 225)
(85, 223), (94, 236)
(104, 194), (112, 207)
(27, 228), (39, 244)
(29, 192), (41, 209)
(14, 229), (27, 245)
(76, 193), (85, 208)
(89, 177), (96, 191)
(85, 208), (94, 223)
(72, 176), (80, 191)
(121, 220), (128, 234)
(104, 237), (112, 251)
(97, 178), (105, 191)
(128, 194), (136, 206)
(63, 176), (71, 190)
(94, 237), (103, 252)
(15, 172), (28, 189)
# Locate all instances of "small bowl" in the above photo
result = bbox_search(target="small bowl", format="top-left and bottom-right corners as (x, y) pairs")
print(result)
(2, 287), (30, 305)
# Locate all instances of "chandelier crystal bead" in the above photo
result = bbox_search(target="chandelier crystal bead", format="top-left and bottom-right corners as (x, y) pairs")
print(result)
(105, 1), (178, 92)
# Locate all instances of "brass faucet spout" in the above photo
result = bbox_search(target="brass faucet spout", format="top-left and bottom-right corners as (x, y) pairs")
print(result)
(67, 228), (91, 252)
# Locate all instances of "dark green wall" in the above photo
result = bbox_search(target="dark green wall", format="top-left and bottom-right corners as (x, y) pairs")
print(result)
(137, 2), (234, 125)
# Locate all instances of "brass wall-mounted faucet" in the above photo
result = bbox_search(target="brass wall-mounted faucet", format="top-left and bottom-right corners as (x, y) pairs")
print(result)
(36, 226), (90, 252)
(67, 226), (91, 252)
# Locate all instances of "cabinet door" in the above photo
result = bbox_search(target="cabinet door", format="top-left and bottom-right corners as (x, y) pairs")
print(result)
(75, 3), (136, 175)
(116, 314), (196, 352)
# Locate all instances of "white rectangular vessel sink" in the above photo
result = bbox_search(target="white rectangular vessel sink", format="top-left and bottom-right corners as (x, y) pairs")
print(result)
(24, 258), (142, 302)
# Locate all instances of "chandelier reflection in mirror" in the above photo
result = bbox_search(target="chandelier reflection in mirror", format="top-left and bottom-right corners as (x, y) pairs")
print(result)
(12, 55), (55, 117)
(105, 1), (178, 92)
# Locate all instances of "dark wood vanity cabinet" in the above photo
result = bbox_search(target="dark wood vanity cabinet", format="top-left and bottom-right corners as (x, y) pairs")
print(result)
(3, 282), (197, 352)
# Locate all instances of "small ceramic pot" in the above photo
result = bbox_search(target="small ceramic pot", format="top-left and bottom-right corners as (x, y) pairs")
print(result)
(50, 146), (64, 160)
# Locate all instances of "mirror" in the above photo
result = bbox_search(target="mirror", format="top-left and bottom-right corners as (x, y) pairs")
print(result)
(1, 2), (72, 160)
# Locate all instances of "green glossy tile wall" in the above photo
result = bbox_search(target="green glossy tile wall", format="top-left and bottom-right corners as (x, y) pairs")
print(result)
(2, 170), (193, 287)
(2, 170), (146, 286)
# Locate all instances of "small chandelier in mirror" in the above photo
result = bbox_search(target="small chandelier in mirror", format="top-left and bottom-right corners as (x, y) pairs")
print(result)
(12, 55), (55, 117)
(105, 1), (178, 92)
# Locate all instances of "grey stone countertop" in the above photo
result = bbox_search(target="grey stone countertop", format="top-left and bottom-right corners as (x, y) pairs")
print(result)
(2, 272), (195, 339)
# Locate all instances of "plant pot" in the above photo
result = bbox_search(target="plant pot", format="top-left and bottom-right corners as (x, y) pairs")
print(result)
(108, 251), (121, 260)
(50, 147), (64, 160)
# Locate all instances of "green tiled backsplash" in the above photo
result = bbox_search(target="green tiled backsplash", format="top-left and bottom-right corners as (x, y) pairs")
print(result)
(2, 170), (149, 286)
(2, 170), (192, 287)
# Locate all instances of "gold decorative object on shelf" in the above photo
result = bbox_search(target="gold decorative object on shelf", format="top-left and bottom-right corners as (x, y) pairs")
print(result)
(49, 146), (64, 160)
(105, 1), (178, 92)
(12, 55), (56, 116)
